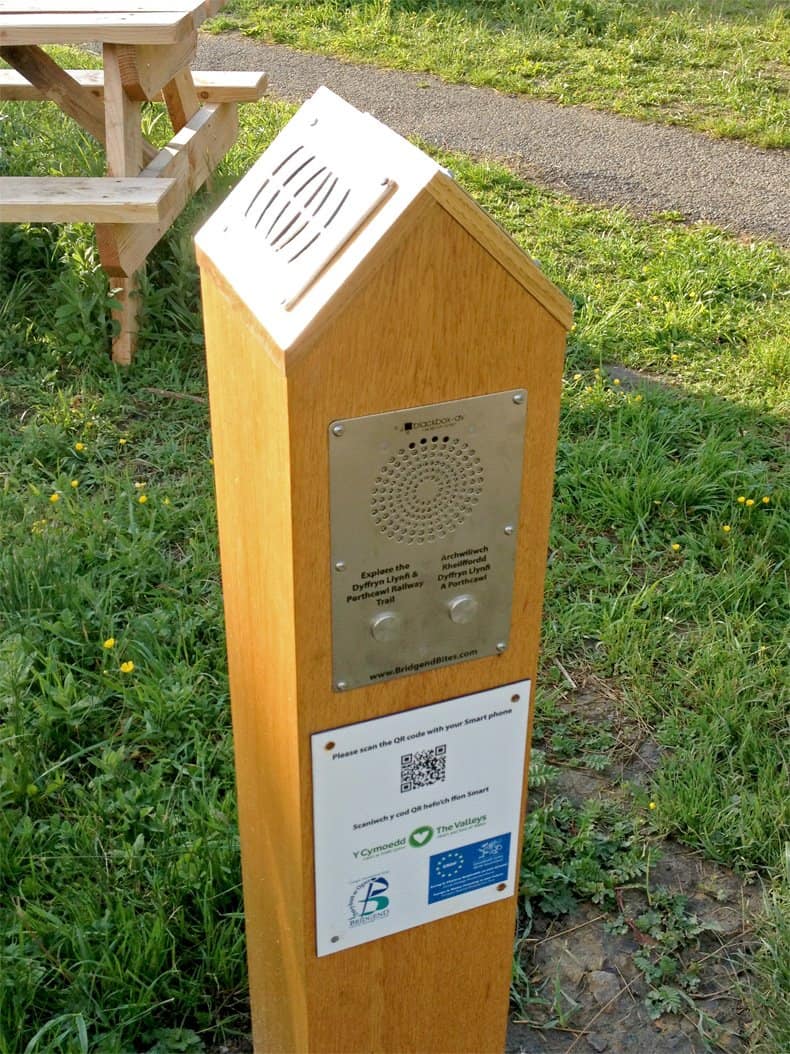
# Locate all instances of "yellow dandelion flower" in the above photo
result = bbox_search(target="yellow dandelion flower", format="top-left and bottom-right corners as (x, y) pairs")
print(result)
(74, 442), (85, 452)
(671, 543), (681, 552)
(671, 354), (680, 363)
(634, 394), (643, 402)
(761, 496), (771, 504)
(584, 385), (593, 392)
(722, 525), (731, 533)
(120, 661), (135, 674)
(573, 373), (582, 381)
(70, 479), (79, 489)
(49, 492), (60, 504)
(737, 496), (746, 504)
(138, 494), (148, 505)
(745, 499), (755, 507)
(118, 437), (127, 445)
(648, 801), (657, 811)
(613, 378), (621, 386)
(163, 497), (171, 506)
(103, 637), (116, 650)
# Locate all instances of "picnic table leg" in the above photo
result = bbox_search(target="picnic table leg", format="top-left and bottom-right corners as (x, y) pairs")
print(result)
(97, 43), (144, 364)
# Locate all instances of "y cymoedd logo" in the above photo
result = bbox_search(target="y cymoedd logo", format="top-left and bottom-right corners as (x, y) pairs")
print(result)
(348, 875), (390, 928)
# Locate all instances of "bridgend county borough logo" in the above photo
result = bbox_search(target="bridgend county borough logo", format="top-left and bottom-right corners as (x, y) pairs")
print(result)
(348, 875), (390, 928)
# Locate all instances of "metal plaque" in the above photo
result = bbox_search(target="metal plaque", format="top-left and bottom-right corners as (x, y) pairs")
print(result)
(329, 390), (527, 690)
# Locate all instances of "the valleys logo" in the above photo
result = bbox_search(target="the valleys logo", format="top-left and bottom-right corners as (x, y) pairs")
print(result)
(408, 825), (434, 848)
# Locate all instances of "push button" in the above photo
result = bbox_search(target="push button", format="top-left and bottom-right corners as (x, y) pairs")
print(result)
(370, 611), (402, 642)
(447, 594), (479, 624)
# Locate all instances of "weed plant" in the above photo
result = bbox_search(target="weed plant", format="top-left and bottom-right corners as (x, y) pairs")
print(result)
(213, 0), (790, 147)
(0, 94), (788, 1049)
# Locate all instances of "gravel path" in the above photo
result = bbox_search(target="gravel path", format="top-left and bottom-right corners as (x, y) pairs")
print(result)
(197, 32), (789, 245)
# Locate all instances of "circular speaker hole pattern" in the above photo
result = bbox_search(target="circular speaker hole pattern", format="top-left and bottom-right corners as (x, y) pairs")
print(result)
(370, 437), (483, 544)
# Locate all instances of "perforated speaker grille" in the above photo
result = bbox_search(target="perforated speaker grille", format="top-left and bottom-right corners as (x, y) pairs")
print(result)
(235, 134), (394, 308)
(370, 436), (484, 544)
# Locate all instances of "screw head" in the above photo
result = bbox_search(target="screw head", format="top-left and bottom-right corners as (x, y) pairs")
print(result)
(335, 680), (348, 691)
(496, 641), (507, 653)
(331, 423), (345, 437)
(334, 560), (346, 572)
(512, 392), (525, 405)
(504, 524), (514, 536)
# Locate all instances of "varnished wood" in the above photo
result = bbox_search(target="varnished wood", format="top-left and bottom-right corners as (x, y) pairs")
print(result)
(201, 258), (309, 1054)
(427, 172), (573, 330)
(198, 160), (568, 1050)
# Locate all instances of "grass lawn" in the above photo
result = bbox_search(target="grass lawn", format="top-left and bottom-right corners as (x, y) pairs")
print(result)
(1, 79), (788, 1051)
(211, 0), (790, 148)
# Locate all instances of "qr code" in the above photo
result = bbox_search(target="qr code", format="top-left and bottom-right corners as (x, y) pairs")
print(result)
(400, 744), (447, 792)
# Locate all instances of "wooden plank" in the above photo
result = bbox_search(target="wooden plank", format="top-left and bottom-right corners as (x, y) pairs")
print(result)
(96, 101), (236, 275)
(0, 2), (198, 12)
(0, 11), (195, 45)
(109, 273), (139, 364)
(161, 66), (199, 132)
(0, 175), (178, 222)
(0, 43), (106, 143)
(0, 66), (105, 100)
(192, 69), (267, 102)
(0, 66), (267, 103)
(114, 31), (196, 100)
(103, 42), (142, 175)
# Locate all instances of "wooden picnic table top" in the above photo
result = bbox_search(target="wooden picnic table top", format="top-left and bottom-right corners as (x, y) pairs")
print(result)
(0, 0), (225, 45)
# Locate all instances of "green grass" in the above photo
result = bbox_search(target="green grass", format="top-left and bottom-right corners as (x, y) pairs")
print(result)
(0, 92), (788, 1049)
(212, 0), (790, 147)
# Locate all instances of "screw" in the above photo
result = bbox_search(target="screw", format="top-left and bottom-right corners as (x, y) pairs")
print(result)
(512, 392), (524, 405)
(331, 935), (340, 943)
(310, 118), (319, 127)
(331, 423), (345, 437)
(496, 641), (507, 653)
(334, 560), (346, 572)
(335, 680), (348, 691)
(504, 524), (514, 536)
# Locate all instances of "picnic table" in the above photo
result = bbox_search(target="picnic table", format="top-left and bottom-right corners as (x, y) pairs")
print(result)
(0, 1), (267, 363)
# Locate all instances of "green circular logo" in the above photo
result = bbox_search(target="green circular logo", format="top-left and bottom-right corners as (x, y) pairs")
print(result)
(408, 825), (434, 849)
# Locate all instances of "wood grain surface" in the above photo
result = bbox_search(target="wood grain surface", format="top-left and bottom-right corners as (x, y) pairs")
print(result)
(199, 189), (567, 1052)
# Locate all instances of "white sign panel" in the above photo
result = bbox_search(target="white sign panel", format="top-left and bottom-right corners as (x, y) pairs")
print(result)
(311, 680), (530, 956)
